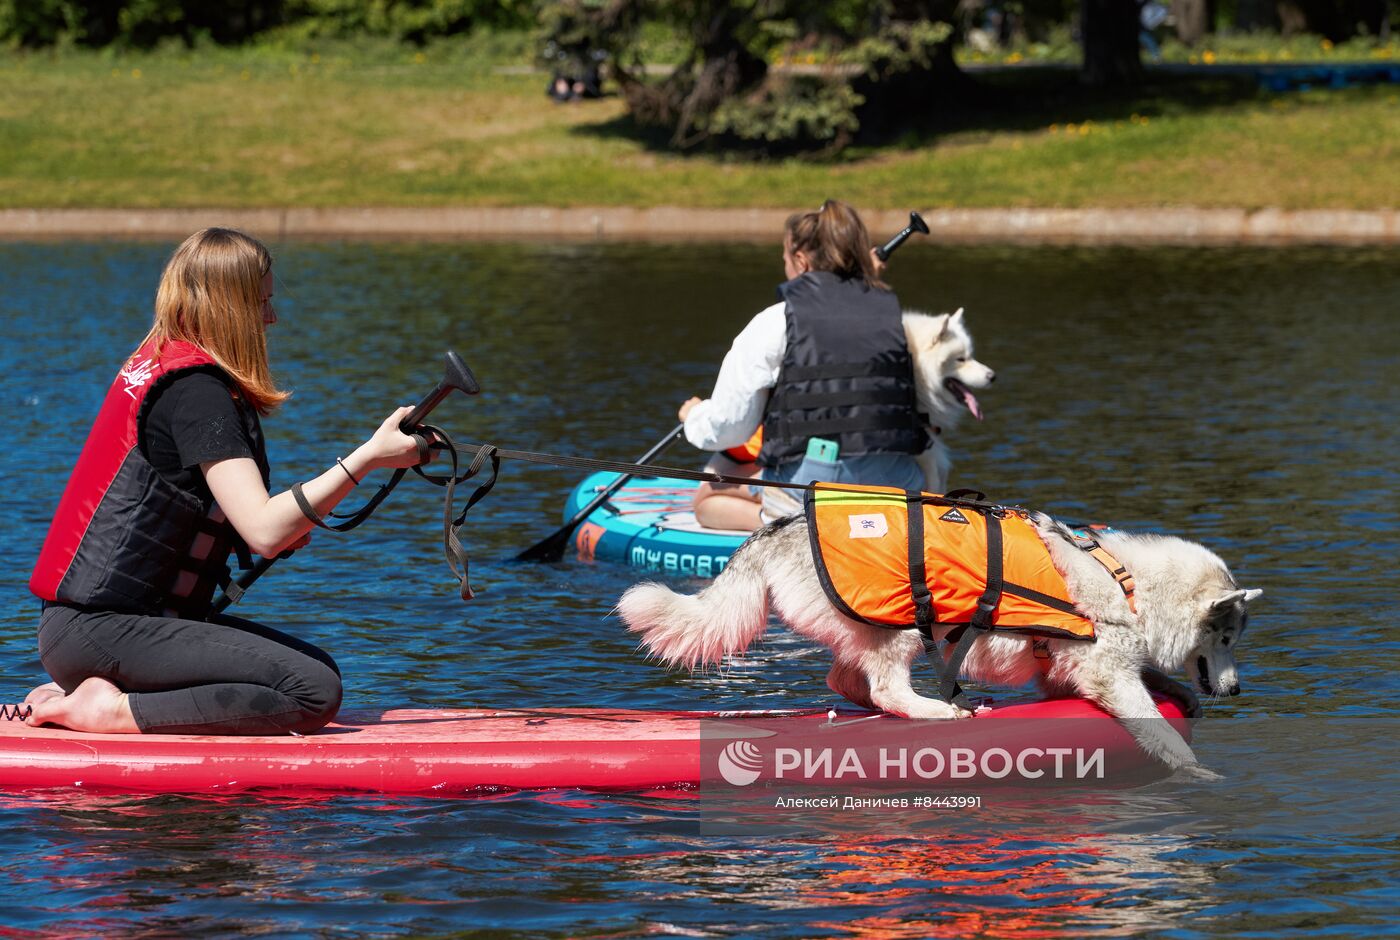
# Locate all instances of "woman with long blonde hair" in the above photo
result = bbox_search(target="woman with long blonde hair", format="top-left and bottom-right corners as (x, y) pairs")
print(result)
(679, 200), (927, 531)
(26, 228), (429, 735)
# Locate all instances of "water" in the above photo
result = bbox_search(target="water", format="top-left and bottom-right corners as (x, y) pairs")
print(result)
(0, 240), (1396, 936)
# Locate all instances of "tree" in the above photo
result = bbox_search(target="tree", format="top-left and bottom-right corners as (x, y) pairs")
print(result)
(1079, 0), (1141, 86)
(1172, 0), (1216, 44)
(538, 0), (959, 153)
(1275, 0), (1390, 40)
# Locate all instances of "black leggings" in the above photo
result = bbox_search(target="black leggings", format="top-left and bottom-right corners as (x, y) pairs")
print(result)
(38, 603), (342, 735)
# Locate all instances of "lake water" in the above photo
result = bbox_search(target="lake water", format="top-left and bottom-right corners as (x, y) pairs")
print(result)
(0, 240), (1396, 937)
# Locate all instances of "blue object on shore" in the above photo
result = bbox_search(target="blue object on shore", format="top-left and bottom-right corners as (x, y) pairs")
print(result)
(1256, 63), (1400, 92)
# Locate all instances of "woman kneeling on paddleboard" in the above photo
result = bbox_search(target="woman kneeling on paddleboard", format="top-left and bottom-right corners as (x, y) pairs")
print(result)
(679, 199), (928, 532)
(24, 228), (429, 735)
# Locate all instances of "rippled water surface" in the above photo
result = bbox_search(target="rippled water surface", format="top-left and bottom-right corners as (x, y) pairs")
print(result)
(0, 240), (1396, 937)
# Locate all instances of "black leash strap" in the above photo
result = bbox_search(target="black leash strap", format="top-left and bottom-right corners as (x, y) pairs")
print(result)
(287, 428), (495, 596)
(906, 492), (934, 631)
(914, 505), (1006, 707)
(292, 454), (423, 532)
(411, 424), (500, 600)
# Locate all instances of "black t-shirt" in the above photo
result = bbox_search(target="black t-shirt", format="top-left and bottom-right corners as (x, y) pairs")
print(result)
(141, 370), (266, 505)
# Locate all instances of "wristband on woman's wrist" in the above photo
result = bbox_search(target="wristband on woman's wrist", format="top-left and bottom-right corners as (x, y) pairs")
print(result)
(336, 457), (360, 486)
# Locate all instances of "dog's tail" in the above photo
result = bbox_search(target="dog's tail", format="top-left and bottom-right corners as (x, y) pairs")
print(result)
(616, 534), (774, 671)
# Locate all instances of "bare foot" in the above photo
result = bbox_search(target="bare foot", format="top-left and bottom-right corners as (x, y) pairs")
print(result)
(25, 677), (139, 733)
(24, 681), (64, 707)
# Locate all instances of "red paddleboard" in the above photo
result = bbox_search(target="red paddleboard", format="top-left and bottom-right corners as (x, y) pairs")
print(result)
(0, 698), (1189, 795)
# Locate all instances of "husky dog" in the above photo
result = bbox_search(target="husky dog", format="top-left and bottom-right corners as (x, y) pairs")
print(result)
(618, 510), (1261, 778)
(903, 309), (995, 493)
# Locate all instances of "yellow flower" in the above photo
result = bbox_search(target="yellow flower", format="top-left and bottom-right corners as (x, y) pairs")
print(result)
(1320, 38), (1333, 50)
(131, 68), (142, 78)
(1202, 50), (1217, 64)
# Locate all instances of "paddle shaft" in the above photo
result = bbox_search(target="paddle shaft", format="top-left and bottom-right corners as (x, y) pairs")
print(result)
(515, 423), (685, 562)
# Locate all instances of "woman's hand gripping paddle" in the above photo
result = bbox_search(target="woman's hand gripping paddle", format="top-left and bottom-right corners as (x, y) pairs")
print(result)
(211, 351), (480, 614)
(515, 424), (685, 563)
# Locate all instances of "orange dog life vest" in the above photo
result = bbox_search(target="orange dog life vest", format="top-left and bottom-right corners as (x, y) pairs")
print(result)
(723, 428), (764, 464)
(806, 484), (1135, 640)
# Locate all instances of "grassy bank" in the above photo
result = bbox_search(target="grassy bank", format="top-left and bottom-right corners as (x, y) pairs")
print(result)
(1, 40), (1396, 210)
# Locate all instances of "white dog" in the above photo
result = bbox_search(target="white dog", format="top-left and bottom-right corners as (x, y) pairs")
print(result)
(903, 308), (995, 493)
(618, 506), (1261, 778)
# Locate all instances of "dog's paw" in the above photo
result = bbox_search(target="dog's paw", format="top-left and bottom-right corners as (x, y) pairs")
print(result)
(1174, 762), (1224, 782)
(901, 700), (970, 721)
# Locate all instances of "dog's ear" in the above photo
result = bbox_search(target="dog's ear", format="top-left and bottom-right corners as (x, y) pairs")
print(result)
(938, 307), (965, 339)
(1208, 588), (1257, 612)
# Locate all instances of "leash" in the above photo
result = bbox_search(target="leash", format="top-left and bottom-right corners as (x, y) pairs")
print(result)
(290, 423), (500, 601)
(398, 434), (1025, 602)
(439, 439), (1019, 510)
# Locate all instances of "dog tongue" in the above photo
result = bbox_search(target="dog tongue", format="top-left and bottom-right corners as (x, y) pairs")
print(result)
(959, 385), (983, 421)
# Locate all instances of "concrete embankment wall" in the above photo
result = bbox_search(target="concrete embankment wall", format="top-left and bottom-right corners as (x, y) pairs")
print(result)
(1, 207), (1397, 244)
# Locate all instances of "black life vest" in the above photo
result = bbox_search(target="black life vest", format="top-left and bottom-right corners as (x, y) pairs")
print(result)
(758, 271), (928, 469)
(30, 339), (265, 619)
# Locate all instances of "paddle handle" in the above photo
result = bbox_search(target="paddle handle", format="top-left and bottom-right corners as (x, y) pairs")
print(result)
(874, 210), (930, 261)
(400, 351), (480, 432)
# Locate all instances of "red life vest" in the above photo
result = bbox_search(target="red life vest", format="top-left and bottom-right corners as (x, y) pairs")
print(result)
(30, 339), (258, 618)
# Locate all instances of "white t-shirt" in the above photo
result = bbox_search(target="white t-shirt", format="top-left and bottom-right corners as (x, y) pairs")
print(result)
(682, 301), (787, 451)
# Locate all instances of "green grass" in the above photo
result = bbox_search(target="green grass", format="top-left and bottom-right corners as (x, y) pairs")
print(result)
(1, 39), (1396, 210)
